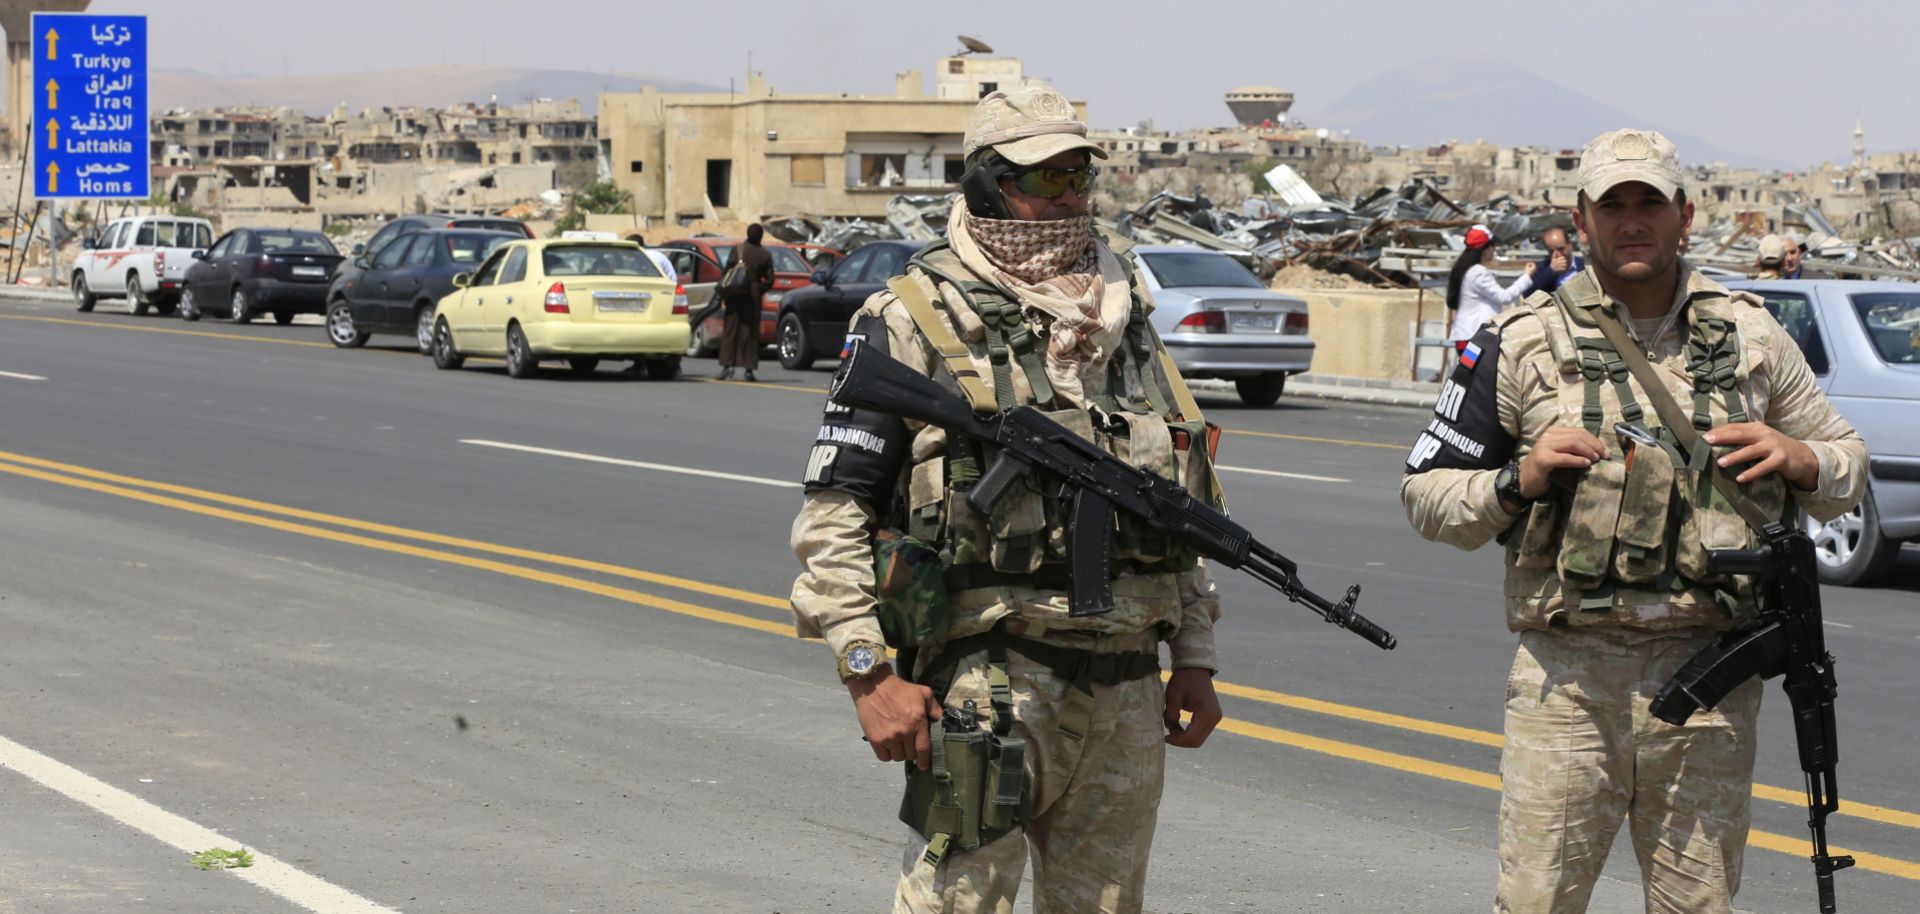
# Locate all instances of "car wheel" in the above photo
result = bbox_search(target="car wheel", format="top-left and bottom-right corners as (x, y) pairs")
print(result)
(230, 287), (253, 323)
(777, 312), (815, 370)
(567, 357), (600, 376)
(686, 322), (716, 358)
(126, 275), (150, 316)
(1804, 487), (1901, 587)
(1234, 374), (1287, 408)
(414, 303), (437, 354)
(179, 287), (202, 321)
(430, 317), (464, 370)
(505, 323), (539, 378)
(73, 274), (96, 312)
(645, 355), (681, 380)
(326, 300), (370, 348)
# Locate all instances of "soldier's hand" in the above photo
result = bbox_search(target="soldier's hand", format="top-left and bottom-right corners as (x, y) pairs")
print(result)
(1163, 668), (1222, 749)
(1518, 426), (1610, 500)
(848, 668), (942, 768)
(1704, 422), (1820, 489)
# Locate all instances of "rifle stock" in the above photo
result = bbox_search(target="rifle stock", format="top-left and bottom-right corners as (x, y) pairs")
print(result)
(830, 340), (1396, 650)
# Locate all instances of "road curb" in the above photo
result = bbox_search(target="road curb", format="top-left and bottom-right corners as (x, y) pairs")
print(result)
(1191, 375), (1437, 410)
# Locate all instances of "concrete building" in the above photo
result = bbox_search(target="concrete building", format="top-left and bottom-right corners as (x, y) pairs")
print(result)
(596, 61), (1081, 224)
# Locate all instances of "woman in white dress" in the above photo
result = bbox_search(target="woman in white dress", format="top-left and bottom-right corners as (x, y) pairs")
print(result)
(1445, 223), (1537, 353)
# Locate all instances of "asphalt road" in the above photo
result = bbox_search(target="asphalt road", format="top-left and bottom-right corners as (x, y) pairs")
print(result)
(2, 293), (1916, 914)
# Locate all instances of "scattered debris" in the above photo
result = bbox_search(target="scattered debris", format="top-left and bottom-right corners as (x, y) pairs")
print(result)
(189, 847), (254, 870)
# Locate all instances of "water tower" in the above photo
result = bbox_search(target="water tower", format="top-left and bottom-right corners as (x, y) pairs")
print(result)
(1224, 86), (1294, 129)
(0, 0), (93, 161)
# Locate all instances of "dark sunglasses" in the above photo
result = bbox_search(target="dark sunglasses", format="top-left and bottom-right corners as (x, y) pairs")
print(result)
(1006, 164), (1098, 199)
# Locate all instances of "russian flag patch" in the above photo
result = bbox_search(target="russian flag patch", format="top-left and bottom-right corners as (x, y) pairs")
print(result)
(1459, 342), (1482, 369)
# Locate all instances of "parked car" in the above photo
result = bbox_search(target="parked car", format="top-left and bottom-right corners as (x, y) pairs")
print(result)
(71, 215), (215, 315)
(333, 213), (534, 294)
(325, 229), (517, 352)
(1131, 245), (1313, 407)
(429, 238), (689, 380)
(659, 237), (821, 357)
(773, 240), (928, 370)
(1726, 279), (1920, 585)
(179, 228), (344, 324)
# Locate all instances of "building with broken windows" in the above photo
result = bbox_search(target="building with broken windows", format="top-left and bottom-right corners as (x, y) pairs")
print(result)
(594, 57), (1070, 224)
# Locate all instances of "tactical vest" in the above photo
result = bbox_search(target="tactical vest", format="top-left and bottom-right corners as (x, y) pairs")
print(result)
(1497, 274), (1789, 631)
(891, 238), (1224, 599)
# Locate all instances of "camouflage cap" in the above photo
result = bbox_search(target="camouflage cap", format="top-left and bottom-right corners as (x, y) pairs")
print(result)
(964, 84), (1108, 166)
(1578, 129), (1684, 201)
(1757, 234), (1785, 264)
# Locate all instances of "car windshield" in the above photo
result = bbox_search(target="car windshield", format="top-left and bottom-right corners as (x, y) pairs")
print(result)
(769, 247), (809, 273)
(1850, 292), (1920, 364)
(447, 233), (511, 264)
(259, 231), (337, 255)
(542, 245), (661, 278)
(1141, 252), (1263, 289)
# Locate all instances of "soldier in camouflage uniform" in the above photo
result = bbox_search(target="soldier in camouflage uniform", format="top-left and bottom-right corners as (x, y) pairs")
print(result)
(789, 84), (1226, 914)
(1400, 129), (1867, 914)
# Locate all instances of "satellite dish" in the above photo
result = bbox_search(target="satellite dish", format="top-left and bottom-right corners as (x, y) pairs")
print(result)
(956, 35), (994, 55)
(1316, 127), (1330, 140)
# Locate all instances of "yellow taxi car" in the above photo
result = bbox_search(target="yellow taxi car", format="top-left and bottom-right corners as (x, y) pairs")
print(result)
(427, 236), (689, 379)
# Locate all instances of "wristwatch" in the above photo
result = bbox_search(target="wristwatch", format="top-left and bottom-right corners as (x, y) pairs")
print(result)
(837, 641), (889, 683)
(1495, 459), (1533, 510)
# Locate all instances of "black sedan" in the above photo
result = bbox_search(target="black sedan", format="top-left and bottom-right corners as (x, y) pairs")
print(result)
(179, 228), (344, 324)
(775, 240), (927, 370)
(325, 229), (516, 352)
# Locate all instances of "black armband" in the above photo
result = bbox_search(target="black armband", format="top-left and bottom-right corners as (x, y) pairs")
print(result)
(801, 314), (910, 502)
(1405, 325), (1515, 474)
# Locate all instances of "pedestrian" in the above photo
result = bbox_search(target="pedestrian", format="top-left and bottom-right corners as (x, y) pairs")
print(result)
(1782, 231), (1806, 279)
(1529, 226), (1584, 294)
(716, 224), (773, 381)
(632, 233), (677, 282)
(788, 83), (1225, 914)
(1400, 128), (1867, 914)
(1446, 223), (1537, 354)
(1750, 233), (1786, 279)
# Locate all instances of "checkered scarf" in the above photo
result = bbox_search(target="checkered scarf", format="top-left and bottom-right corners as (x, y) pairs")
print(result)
(961, 212), (1099, 285)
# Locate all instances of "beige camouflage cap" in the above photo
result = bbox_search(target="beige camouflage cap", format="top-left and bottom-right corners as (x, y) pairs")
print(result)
(1578, 128), (1684, 201)
(964, 84), (1108, 166)
(1758, 234), (1785, 264)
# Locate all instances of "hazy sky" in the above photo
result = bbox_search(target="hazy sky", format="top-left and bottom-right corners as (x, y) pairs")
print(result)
(74, 0), (1919, 167)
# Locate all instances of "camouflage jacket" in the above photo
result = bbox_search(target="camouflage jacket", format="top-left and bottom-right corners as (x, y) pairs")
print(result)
(788, 238), (1223, 671)
(1400, 264), (1867, 632)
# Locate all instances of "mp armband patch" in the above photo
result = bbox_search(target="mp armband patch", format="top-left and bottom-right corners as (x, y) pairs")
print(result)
(1405, 325), (1515, 474)
(801, 315), (908, 502)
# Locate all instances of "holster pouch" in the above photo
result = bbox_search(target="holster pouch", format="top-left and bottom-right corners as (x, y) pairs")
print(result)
(873, 529), (950, 648)
(1556, 457), (1627, 593)
(900, 722), (998, 850)
(1611, 437), (1677, 584)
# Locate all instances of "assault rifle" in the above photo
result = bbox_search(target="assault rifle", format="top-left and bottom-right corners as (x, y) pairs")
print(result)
(1650, 522), (1853, 913)
(828, 340), (1395, 650)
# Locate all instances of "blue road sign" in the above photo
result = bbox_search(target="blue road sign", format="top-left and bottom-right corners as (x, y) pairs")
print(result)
(32, 13), (148, 200)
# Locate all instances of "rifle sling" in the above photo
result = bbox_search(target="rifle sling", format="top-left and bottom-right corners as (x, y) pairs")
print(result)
(887, 274), (998, 413)
(1585, 302), (1777, 534)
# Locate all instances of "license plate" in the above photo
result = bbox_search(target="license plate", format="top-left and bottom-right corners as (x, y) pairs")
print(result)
(595, 292), (650, 312)
(291, 265), (326, 278)
(1229, 312), (1278, 333)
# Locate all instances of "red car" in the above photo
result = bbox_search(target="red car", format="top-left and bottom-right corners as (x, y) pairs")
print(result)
(658, 237), (828, 357)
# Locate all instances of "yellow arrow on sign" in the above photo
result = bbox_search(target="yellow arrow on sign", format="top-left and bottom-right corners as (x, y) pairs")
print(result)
(44, 28), (58, 61)
(44, 79), (58, 110)
(45, 162), (59, 194)
(45, 118), (57, 151)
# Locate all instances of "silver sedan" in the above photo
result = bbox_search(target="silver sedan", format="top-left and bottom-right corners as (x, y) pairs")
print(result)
(1131, 245), (1314, 407)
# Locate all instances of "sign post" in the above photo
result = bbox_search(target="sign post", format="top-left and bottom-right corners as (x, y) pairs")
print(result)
(32, 13), (148, 201)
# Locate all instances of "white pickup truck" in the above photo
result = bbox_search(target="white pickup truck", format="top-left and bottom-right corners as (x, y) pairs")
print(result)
(71, 215), (216, 315)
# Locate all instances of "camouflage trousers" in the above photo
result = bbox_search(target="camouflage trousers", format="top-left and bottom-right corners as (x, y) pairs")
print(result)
(895, 634), (1166, 914)
(1497, 626), (1763, 914)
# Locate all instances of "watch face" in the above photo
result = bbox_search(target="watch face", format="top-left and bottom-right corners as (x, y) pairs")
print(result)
(846, 645), (877, 675)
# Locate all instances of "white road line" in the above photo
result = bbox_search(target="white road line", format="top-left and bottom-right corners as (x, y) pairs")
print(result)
(462, 439), (802, 488)
(0, 733), (400, 914)
(1216, 465), (1350, 484)
(0, 370), (47, 381)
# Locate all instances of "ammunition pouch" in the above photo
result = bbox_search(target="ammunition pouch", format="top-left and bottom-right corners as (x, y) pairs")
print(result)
(873, 529), (951, 648)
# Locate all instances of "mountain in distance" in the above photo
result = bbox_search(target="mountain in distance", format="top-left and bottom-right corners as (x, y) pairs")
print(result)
(149, 64), (726, 115)
(1303, 56), (1790, 172)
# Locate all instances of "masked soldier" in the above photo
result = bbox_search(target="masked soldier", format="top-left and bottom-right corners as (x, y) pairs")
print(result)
(1401, 129), (1866, 914)
(789, 84), (1226, 914)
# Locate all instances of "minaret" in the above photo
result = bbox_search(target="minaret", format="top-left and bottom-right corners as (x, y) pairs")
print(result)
(1852, 114), (1866, 177)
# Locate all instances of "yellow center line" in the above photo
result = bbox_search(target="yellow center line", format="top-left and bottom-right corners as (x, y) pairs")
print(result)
(691, 377), (824, 394)
(0, 313), (337, 349)
(4, 449), (1919, 841)
(0, 449), (789, 611)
